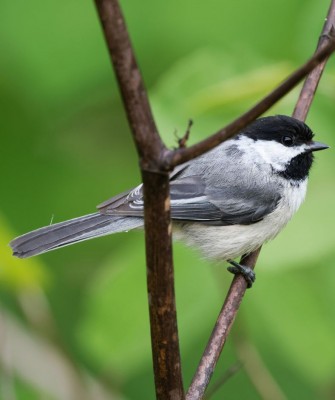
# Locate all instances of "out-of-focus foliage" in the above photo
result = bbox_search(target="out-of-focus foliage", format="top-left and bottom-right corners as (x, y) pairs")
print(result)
(1, 0), (335, 399)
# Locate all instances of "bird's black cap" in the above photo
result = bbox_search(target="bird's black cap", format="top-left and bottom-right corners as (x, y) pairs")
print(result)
(242, 115), (314, 145)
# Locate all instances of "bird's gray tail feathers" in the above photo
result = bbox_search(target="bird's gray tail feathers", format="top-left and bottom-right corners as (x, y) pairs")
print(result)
(10, 213), (144, 259)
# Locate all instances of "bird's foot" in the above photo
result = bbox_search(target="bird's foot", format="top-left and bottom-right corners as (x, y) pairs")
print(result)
(227, 259), (256, 288)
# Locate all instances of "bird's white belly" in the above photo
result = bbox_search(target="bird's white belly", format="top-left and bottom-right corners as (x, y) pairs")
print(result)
(174, 181), (307, 261)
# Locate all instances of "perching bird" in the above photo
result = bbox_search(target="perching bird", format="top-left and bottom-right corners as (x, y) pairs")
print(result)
(10, 115), (328, 287)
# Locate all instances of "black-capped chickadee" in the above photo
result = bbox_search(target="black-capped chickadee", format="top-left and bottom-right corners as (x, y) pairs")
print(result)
(10, 115), (329, 286)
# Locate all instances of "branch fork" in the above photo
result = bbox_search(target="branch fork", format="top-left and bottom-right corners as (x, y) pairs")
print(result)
(93, 1), (335, 399)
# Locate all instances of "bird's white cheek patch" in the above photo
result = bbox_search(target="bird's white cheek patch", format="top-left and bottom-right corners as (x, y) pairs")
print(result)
(252, 140), (303, 172)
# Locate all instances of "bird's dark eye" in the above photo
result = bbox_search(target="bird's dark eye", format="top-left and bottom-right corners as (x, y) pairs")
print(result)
(282, 136), (294, 146)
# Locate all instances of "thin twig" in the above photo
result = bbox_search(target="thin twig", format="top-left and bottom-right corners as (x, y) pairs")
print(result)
(186, 2), (335, 398)
(178, 119), (194, 148)
(232, 329), (287, 400)
(204, 362), (243, 400)
(94, 1), (184, 399)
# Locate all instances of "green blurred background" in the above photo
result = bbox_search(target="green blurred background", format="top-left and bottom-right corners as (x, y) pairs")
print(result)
(1, 0), (335, 399)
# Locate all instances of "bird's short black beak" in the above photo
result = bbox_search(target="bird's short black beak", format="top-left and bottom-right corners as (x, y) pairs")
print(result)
(306, 141), (329, 153)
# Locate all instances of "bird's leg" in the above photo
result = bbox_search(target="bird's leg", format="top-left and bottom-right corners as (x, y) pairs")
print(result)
(227, 259), (256, 288)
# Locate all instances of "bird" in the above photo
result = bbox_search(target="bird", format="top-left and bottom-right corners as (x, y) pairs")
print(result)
(10, 115), (329, 287)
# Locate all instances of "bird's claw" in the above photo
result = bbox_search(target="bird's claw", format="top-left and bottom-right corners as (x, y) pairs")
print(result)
(227, 260), (256, 288)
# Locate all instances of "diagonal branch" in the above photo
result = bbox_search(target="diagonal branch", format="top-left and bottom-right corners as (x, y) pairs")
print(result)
(169, 35), (335, 167)
(185, 249), (261, 400)
(186, 2), (335, 399)
(293, 2), (335, 120)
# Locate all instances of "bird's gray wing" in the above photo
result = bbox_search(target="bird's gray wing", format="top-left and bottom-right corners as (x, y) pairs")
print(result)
(97, 164), (190, 212)
(98, 174), (281, 226)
